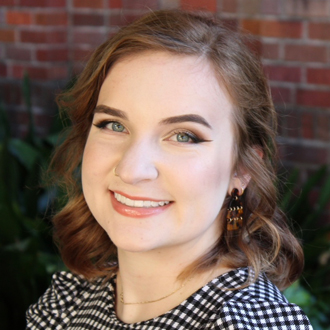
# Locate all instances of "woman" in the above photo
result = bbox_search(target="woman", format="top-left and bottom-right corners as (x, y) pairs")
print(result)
(26, 10), (312, 329)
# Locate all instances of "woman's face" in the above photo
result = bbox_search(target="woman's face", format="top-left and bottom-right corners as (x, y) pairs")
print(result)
(82, 52), (236, 255)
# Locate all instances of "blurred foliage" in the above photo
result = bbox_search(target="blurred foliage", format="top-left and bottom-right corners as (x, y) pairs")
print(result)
(0, 74), (65, 330)
(281, 167), (330, 329)
(1, 74), (330, 329)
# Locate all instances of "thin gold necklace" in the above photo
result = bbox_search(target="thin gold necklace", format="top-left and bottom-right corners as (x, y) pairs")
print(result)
(119, 277), (191, 305)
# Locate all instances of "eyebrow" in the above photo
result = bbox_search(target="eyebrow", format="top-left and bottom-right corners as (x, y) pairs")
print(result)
(94, 105), (212, 129)
(94, 105), (128, 120)
(160, 114), (212, 129)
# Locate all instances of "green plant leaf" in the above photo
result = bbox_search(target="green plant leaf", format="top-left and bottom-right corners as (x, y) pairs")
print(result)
(0, 74), (65, 330)
(287, 167), (326, 220)
(280, 169), (299, 211)
(0, 101), (11, 141)
(0, 203), (21, 243)
(22, 72), (36, 144)
(284, 281), (314, 307)
(7, 138), (40, 171)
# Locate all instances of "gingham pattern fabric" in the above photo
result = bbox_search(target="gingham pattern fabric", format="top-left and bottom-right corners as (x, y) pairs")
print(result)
(26, 268), (312, 329)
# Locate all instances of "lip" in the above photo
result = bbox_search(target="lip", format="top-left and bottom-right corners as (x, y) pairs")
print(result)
(110, 191), (172, 218)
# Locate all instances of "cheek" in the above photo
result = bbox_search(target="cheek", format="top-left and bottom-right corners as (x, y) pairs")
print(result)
(81, 141), (98, 185)
(81, 140), (112, 225)
(170, 149), (232, 207)
(197, 149), (233, 190)
(192, 150), (233, 215)
(81, 138), (113, 182)
(81, 142), (112, 206)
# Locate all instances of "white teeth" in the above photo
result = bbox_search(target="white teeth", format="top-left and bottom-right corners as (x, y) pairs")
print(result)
(114, 192), (170, 208)
(135, 200), (144, 207)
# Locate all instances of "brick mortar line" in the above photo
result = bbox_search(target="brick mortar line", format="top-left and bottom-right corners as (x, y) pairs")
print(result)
(312, 107), (318, 141)
(262, 59), (330, 67)
(270, 81), (330, 91)
(301, 66), (307, 84)
(285, 18), (330, 23)
(278, 108), (330, 117)
(0, 7), (7, 25)
(260, 37), (330, 46)
(276, 106), (330, 116)
(216, 0), (222, 12)
(235, 14), (330, 21)
(8, 60), (69, 65)
(110, 8), (157, 15)
(277, 105), (330, 115)
(217, 12), (238, 18)
(69, 26), (109, 31)
(103, 0), (110, 31)
(269, 80), (314, 87)
(290, 85), (296, 105)
(221, 10), (330, 22)
(263, 60), (330, 69)
(69, 8), (115, 13)
(262, 60), (330, 71)
(6, 9), (67, 13)
(14, 26), (69, 31)
(278, 160), (324, 172)
(0, 77), (67, 86)
(279, 0), (285, 17)
(222, 12), (330, 21)
(4, 42), (37, 50)
(3, 104), (45, 114)
(277, 136), (330, 148)
(8, 44), (71, 49)
(278, 40), (285, 60)
(67, 0), (73, 76)
(302, 20), (308, 39)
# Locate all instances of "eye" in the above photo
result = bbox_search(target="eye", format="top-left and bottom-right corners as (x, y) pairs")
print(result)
(167, 130), (208, 144)
(93, 120), (127, 133)
(176, 132), (193, 143)
(109, 121), (125, 132)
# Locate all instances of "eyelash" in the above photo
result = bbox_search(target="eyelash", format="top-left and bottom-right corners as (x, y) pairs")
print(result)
(93, 120), (210, 144)
(93, 120), (127, 132)
(169, 129), (209, 144)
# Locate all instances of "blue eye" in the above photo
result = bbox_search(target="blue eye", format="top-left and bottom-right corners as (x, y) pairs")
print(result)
(110, 122), (125, 132)
(176, 133), (191, 143)
(168, 130), (207, 144)
(93, 120), (127, 133)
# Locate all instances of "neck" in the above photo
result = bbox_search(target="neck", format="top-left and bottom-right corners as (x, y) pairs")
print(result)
(116, 247), (192, 306)
(115, 245), (231, 324)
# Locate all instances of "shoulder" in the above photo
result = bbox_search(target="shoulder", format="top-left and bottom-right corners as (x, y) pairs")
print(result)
(26, 271), (113, 329)
(215, 270), (313, 329)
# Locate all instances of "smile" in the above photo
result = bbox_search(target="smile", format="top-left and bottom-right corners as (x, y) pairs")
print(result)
(114, 192), (170, 208)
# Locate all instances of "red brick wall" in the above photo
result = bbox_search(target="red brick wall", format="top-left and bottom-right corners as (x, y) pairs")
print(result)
(1, 0), (330, 217)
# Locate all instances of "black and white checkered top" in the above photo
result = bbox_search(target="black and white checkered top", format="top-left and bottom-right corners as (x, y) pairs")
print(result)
(26, 267), (312, 329)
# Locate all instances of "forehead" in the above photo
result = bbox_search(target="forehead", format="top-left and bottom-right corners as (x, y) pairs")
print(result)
(97, 51), (233, 121)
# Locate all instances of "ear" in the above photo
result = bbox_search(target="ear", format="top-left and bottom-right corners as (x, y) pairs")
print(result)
(254, 147), (263, 159)
(228, 170), (251, 196)
(227, 146), (263, 195)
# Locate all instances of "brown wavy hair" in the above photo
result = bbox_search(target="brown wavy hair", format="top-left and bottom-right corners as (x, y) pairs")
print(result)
(50, 9), (304, 290)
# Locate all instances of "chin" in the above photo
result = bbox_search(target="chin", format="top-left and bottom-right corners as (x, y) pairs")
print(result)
(112, 237), (161, 254)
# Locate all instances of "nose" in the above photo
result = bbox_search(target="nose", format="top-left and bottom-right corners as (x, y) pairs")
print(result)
(114, 139), (159, 184)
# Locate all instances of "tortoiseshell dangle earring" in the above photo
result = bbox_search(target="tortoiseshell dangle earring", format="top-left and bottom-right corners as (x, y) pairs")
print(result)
(226, 188), (244, 231)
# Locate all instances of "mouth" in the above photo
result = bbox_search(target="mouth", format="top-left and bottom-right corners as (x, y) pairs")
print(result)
(114, 192), (171, 208)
